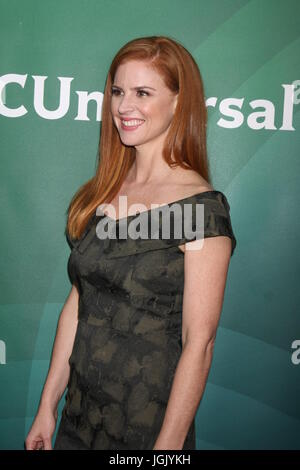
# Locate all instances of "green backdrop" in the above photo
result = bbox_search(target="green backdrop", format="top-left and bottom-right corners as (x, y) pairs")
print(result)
(0, 0), (299, 450)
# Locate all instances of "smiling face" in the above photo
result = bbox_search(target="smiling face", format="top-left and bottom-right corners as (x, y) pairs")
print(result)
(110, 60), (178, 149)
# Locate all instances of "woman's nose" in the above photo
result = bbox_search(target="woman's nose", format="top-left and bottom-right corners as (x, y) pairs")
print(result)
(118, 94), (135, 113)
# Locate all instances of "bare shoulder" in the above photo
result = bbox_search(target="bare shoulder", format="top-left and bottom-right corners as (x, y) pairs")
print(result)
(171, 167), (214, 199)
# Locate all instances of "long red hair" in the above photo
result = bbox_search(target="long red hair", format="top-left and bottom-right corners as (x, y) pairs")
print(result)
(67, 35), (210, 239)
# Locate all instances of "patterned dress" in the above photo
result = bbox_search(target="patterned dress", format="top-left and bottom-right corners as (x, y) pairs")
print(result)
(53, 190), (237, 450)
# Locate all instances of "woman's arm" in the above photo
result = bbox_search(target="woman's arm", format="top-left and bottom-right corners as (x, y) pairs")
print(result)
(37, 284), (79, 416)
(153, 235), (232, 450)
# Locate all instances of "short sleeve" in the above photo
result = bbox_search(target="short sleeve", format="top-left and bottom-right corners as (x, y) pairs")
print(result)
(64, 214), (97, 287)
(65, 213), (97, 251)
(167, 190), (237, 257)
(199, 191), (237, 257)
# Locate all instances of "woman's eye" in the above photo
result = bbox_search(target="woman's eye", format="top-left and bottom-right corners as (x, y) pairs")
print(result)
(111, 89), (120, 95)
(111, 89), (149, 97)
(137, 90), (149, 97)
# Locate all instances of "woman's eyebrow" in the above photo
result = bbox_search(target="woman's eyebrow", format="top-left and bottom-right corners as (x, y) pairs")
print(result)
(111, 85), (156, 91)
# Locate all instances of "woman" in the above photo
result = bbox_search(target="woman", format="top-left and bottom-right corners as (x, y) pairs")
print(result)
(25, 35), (237, 451)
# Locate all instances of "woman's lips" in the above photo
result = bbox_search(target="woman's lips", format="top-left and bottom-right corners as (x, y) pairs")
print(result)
(120, 120), (145, 131)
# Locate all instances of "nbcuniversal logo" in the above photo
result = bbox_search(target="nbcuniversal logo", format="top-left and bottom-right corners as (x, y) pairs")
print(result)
(0, 73), (299, 130)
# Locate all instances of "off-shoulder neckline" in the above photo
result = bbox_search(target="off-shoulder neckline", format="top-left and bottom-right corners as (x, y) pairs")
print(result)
(96, 189), (226, 224)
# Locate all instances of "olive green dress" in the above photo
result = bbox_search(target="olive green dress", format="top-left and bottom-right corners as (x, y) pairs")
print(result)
(53, 190), (237, 450)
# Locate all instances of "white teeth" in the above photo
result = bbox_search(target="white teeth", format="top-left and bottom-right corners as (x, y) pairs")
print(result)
(121, 119), (144, 127)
